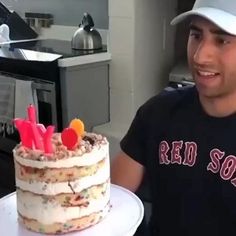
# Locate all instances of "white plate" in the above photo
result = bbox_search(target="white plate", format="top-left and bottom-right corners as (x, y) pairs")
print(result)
(0, 184), (144, 236)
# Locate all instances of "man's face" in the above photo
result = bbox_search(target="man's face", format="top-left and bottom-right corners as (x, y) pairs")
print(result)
(187, 17), (236, 99)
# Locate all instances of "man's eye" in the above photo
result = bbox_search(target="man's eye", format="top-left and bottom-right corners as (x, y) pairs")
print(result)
(189, 32), (201, 40)
(216, 38), (230, 45)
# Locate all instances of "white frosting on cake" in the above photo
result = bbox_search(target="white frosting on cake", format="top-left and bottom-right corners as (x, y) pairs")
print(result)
(15, 156), (110, 195)
(14, 132), (110, 233)
(17, 186), (110, 224)
(13, 143), (109, 169)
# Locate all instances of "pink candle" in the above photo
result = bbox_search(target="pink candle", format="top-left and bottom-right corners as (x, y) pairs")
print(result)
(43, 126), (55, 154)
(37, 124), (46, 137)
(14, 119), (33, 148)
(14, 105), (56, 154)
(30, 122), (43, 150)
(23, 121), (34, 149)
(27, 104), (37, 123)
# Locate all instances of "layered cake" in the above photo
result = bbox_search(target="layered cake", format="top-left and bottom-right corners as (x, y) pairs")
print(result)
(13, 106), (110, 234)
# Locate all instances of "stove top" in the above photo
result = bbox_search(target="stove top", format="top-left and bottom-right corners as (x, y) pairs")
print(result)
(0, 39), (107, 61)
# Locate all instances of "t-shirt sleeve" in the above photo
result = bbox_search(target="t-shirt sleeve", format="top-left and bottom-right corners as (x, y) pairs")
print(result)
(120, 106), (147, 167)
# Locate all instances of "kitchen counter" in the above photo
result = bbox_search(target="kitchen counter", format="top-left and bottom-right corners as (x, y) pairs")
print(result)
(58, 52), (111, 67)
(0, 39), (111, 67)
(40, 26), (112, 67)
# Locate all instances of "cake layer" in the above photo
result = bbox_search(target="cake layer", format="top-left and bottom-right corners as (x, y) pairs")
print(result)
(15, 158), (106, 183)
(17, 182), (109, 207)
(18, 203), (110, 234)
(13, 131), (111, 235)
(17, 184), (110, 224)
(15, 156), (109, 195)
(13, 141), (109, 168)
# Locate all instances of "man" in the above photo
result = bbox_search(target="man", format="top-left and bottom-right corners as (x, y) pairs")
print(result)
(111, 0), (236, 235)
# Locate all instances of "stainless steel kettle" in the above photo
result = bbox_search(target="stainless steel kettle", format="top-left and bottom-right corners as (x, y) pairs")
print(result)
(71, 13), (102, 50)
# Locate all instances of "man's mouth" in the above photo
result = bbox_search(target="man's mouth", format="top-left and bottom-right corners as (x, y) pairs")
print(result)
(198, 70), (218, 76)
(195, 69), (220, 80)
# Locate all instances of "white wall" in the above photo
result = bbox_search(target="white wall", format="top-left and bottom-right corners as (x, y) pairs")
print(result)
(108, 0), (177, 127)
(108, 0), (136, 127)
(133, 0), (177, 111)
(94, 0), (178, 157)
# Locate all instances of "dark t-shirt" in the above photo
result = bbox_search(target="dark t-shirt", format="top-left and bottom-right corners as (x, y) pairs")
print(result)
(121, 86), (236, 236)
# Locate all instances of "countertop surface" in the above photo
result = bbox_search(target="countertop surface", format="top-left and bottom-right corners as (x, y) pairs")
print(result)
(0, 39), (111, 67)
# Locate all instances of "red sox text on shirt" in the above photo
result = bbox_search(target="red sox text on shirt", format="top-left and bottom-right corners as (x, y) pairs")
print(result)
(159, 140), (236, 187)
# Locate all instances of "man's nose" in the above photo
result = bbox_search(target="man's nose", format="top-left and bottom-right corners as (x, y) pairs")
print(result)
(193, 40), (214, 65)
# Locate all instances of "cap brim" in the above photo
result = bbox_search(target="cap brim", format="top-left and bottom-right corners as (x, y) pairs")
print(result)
(171, 7), (236, 35)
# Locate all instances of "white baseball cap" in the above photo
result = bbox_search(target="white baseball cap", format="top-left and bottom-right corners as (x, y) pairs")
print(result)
(171, 0), (236, 35)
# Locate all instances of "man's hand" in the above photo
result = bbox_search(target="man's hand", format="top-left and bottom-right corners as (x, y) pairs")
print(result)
(111, 151), (145, 192)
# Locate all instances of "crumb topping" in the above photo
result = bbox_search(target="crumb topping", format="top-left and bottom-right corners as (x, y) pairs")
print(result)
(14, 132), (108, 161)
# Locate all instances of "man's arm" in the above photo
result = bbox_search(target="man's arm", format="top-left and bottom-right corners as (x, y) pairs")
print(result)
(111, 151), (145, 192)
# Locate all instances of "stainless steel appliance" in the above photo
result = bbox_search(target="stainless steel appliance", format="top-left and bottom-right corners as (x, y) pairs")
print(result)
(0, 71), (57, 130)
(0, 38), (108, 128)
(0, 46), (62, 130)
(71, 13), (102, 50)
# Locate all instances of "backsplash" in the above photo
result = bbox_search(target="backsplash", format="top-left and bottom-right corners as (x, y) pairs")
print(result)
(1, 0), (108, 28)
